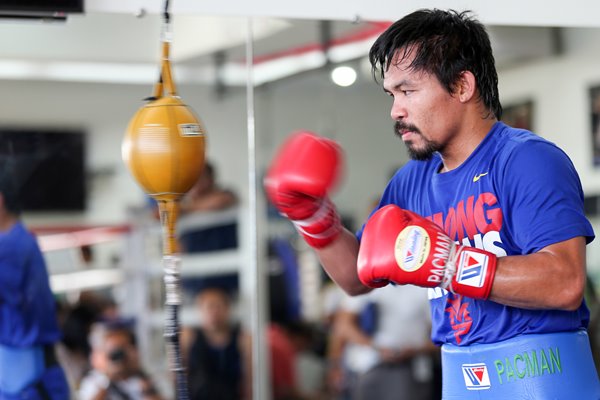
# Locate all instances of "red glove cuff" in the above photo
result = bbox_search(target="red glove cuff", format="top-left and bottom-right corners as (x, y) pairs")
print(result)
(445, 246), (497, 300)
(290, 197), (342, 248)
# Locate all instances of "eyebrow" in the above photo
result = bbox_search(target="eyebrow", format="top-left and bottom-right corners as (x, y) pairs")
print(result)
(383, 79), (411, 94)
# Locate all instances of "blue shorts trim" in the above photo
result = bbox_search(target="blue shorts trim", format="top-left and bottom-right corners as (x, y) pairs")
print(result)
(0, 344), (45, 394)
(441, 330), (600, 399)
(0, 365), (69, 400)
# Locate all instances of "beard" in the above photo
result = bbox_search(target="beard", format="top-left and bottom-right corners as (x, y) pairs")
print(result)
(394, 121), (442, 161)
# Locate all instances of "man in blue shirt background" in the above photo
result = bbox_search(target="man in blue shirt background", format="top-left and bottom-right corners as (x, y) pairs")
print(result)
(0, 173), (69, 399)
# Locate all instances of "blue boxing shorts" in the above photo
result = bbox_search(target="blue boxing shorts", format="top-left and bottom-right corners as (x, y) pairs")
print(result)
(441, 330), (600, 399)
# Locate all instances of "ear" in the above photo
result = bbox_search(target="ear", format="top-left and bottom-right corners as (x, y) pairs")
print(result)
(456, 71), (477, 103)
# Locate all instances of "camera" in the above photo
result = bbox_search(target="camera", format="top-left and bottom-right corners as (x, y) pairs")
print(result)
(107, 348), (127, 363)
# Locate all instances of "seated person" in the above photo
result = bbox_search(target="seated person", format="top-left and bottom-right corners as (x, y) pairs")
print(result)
(177, 162), (239, 252)
(78, 321), (162, 400)
(332, 285), (436, 400)
(179, 162), (237, 214)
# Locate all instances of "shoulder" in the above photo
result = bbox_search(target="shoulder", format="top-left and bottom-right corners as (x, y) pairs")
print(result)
(238, 328), (252, 354)
(0, 222), (38, 263)
(492, 124), (570, 165)
(487, 125), (576, 185)
(180, 326), (199, 349)
(1, 222), (34, 244)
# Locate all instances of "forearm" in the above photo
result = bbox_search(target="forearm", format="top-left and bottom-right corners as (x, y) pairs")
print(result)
(488, 237), (586, 310)
(316, 228), (371, 296)
(91, 389), (108, 400)
(180, 192), (237, 212)
(239, 332), (253, 400)
(326, 329), (347, 366)
(140, 378), (162, 400)
(334, 311), (372, 346)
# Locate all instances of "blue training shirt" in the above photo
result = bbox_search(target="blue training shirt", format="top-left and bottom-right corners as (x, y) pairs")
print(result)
(0, 221), (61, 346)
(357, 122), (594, 346)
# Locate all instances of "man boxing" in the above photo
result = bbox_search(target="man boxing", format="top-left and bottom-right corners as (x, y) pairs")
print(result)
(265, 9), (600, 399)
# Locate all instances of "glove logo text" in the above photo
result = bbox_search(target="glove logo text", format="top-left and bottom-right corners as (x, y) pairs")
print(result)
(428, 233), (454, 284)
(395, 226), (430, 272)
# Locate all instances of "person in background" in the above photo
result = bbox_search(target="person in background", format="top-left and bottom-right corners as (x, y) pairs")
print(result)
(78, 321), (161, 400)
(57, 292), (120, 391)
(332, 285), (437, 400)
(179, 161), (238, 214)
(0, 174), (70, 399)
(56, 299), (98, 392)
(181, 287), (251, 400)
(177, 161), (240, 254)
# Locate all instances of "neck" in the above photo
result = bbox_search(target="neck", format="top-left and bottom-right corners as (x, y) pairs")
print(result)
(440, 117), (497, 172)
(203, 324), (232, 345)
(204, 323), (230, 336)
(0, 213), (18, 232)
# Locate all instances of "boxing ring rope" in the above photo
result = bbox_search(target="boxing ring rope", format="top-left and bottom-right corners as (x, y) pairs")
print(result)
(32, 225), (129, 293)
(34, 225), (131, 252)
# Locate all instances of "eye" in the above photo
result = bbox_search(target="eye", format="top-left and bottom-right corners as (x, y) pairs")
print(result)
(401, 90), (413, 96)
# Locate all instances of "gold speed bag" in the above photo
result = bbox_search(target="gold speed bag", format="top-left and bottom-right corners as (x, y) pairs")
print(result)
(122, 96), (206, 202)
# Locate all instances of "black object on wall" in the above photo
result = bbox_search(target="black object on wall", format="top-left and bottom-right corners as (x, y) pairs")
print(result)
(584, 195), (600, 217)
(0, 128), (86, 212)
(0, 0), (83, 14)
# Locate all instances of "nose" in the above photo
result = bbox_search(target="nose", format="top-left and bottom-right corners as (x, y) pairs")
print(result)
(390, 97), (407, 121)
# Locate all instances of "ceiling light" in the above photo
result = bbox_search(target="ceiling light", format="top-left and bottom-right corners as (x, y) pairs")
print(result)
(331, 65), (357, 87)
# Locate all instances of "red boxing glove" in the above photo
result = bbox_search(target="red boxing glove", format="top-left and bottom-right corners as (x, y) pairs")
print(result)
(264, 131), (343, 248)
(357, 205), (497, 299)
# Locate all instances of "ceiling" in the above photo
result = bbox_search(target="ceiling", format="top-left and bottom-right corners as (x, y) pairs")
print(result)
(0, 4), (579, 87)
(85, 0), (600, 28)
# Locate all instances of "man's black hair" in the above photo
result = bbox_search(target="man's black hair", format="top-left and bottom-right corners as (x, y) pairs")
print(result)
(369, 9), (502, 119)
(96, 318), (138, 347)
(203, 161), (215, 181)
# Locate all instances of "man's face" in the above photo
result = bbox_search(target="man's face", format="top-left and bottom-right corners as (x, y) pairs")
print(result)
(191, 168), (214, 195)
(383, 49), (463, 160)
(93, 331), (138, 380)
(197, 290), (231, 331)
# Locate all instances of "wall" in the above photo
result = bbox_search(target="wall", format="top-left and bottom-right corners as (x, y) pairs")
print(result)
(1, 27), (600, 229)
(0, 80), (249, 226)
(0, 68), (401, 229)
(500, 55), (600, 196)
(254, 72), (405, 228)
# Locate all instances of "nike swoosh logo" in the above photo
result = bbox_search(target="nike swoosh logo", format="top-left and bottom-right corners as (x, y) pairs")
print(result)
(473, 172), (489, 182)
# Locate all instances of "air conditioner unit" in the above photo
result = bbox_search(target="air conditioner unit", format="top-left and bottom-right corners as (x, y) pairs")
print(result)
(0, 0), (83, 21)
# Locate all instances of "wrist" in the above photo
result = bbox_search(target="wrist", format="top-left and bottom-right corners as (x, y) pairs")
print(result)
(291, 197), (342, 248)
(447, 246), (497, 299)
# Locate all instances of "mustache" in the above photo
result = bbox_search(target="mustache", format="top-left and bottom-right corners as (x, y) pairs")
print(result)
(394, 121), (421, 137)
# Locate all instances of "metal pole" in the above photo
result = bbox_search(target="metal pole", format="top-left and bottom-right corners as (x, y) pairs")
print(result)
(246, 17), (270, 400)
